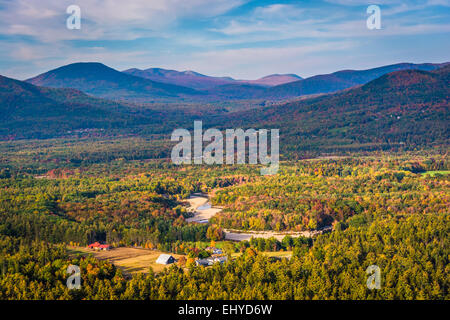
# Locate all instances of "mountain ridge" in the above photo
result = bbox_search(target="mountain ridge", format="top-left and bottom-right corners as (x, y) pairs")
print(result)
(122, 67), (237, 90)
(24, 61), (448, 102)
(122, 67), (302, 89)
(208, 65), (450, 154)
(3, 64), (448, 152)
(26, 62), (202, 101)
(265, 62), (447, 98)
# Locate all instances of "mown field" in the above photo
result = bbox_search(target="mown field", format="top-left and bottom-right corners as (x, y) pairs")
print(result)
(67, 246), (185, 274)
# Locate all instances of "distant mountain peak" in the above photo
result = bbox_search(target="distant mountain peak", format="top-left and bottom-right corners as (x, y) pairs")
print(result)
(123, 67), (236, 90)
(260, 73), (302, 79)
(182, 70), (205, 77)
(123, 67), (302, 88)
(242, 74), (303, 86)
(26, 62), (200, 101)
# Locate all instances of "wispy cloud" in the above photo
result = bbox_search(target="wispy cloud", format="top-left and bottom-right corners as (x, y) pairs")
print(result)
(0, 0), (247, 41)
(0, 0), (448, 79)
(212, 1), (450, 38)
(324, 0), (450, 6)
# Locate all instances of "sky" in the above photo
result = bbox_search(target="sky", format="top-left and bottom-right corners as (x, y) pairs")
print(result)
(0, 0), (449, 80)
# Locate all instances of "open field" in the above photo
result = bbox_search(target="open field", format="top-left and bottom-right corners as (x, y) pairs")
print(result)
(67, 246), (185, 274)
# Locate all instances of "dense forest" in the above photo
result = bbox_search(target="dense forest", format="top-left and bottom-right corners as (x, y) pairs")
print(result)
(0, 64), (448, 300)
(0, 139), (260, 250)
(0, 136), (448, 299)
(0, 211), (447, 300)
(211, 156), (449, 231)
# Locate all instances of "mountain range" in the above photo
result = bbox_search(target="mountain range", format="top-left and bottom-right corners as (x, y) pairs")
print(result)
(264, 62), (448, 99)
(245, 74), (303, 86)
(1, 61), (448, 153)
(215, 65), (450, 154)
(122, 68), (302, 89)
(122, 68), (236, 90)
(25, 61), (448, 102)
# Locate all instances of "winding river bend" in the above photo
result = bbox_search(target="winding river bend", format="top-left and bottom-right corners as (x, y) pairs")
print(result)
(185, 193), (332, 241)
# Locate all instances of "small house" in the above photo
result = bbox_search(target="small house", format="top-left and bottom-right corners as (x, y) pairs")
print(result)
(156, 254), (176, 265)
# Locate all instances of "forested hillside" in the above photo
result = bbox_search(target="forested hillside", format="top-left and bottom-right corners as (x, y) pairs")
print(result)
(212, 66), (450, 156)
(2, 65), (449, 156)
(264, 62), (446, 98)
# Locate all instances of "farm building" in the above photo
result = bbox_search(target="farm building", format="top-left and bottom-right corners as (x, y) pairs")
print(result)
(156, 254), (176, 265)
(88, 242), (111, 251)
(196, 256), (228, 267)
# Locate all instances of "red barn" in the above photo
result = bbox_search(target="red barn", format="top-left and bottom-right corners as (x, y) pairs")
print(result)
(88, 242), (101, 249)
(88, 242), (111, 250)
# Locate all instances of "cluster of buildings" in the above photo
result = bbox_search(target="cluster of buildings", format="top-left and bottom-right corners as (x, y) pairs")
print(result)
(155, 246), (227, 266)
(88, 242), (111, 251)
(195, 255), (228, 266)
(195, 246), (227, 266)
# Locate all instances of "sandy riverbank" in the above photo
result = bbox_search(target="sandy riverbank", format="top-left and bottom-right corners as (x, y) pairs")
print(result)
(184, 194), (332, 240)
(185, 195), (223, 223)
(223, 227), (332, 241)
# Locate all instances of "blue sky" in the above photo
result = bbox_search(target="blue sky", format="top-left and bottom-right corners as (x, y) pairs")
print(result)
(0, 0), (449, 80)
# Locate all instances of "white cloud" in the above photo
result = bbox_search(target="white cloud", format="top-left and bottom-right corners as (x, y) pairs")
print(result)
(0, 0), (247, 41)
(0, 0), (448, 80)
(212, 3), (309, 35)
(211, 1), (450, 40)
(324, 0), (450, 8)
(253, 4), (304, 18)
